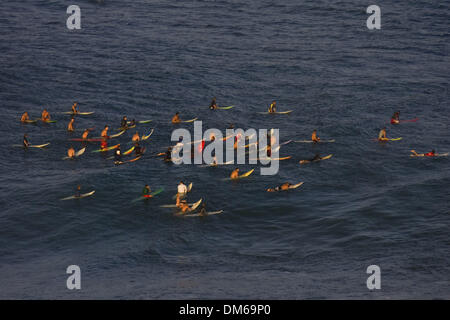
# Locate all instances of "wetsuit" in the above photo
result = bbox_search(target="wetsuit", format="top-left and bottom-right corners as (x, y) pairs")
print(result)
(120, 119), (128, 129)
(23, 136), (29, 148)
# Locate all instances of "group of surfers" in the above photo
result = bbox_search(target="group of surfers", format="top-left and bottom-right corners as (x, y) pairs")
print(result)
(63, 112), (147, 160)
(209, 97), (279, 114)
(21, 104), (439, 160)
(66, 139), (145, 161)
(20, 109), (51, 123)
(378, 122), (437, 157)
(140, 182), (208, 215)
(20, 103), (442, 205)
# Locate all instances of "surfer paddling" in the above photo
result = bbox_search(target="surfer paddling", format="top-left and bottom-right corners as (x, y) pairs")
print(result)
(410, 149), (437, 157)
(267, 182), (292, 192)
(300, 154), (323, 164)
(178, 200), (193, 214)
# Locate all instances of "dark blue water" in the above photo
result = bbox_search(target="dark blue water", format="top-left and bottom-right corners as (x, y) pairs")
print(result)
(0, 0), (449, 299)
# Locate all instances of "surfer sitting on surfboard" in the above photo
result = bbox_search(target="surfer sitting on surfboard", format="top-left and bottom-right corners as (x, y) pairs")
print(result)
(71, 102), (78, 114)
(378, 127), (388, 141)
(172, 112), (181, 124)
(175, 181), (189, 207)
(410, 149), (436, 157)
(312, 129), (321, 143)
(121, 116), (128, 130)
(41, 109), (51, 122)
(75, 185), (81, 198)
(142, 185), (152, 198)
(230, 168), (240, 179)
(132, 132), (140, 142)
(268, 100), (277, 113)
(21, 112), (30, 123)
(267, 182), (292, 192)
(101, 125), (109, 138)
(391, 111), (400, 124)
(209, 97), (218, 110)
(68, 117), (75, 132)
(82, 129), (91, 140)
(67, 146), (75, 159)
(23, 134), (30, 148)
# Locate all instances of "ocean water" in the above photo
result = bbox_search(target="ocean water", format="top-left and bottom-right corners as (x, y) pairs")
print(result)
(0, 0), (448, 299)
